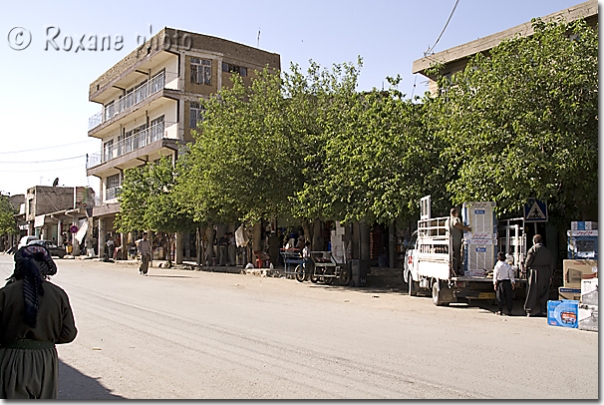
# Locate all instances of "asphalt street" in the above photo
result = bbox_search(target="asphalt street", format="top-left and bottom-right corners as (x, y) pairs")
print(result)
(0, 254), (598, 399)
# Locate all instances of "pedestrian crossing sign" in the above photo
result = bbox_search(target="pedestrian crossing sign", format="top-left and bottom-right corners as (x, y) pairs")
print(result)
(524, 198), (548, 222)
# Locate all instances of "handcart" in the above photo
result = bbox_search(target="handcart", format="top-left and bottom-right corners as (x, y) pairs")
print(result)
(310, 251), (349, 285)
(280, 248), (305, 282)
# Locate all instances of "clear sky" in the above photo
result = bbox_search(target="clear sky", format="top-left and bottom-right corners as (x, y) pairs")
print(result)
(0, 0), (589, 197)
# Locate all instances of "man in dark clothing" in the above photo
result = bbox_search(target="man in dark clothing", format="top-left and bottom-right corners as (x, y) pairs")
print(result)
(523, 234), (555, 317)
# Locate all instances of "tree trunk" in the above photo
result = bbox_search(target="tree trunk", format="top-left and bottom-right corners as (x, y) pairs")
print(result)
(166, 232), (173, 268)
(196, 227), (202, 266)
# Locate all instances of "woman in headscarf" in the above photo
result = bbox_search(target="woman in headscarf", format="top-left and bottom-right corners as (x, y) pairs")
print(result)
(0, 244), (77, 399)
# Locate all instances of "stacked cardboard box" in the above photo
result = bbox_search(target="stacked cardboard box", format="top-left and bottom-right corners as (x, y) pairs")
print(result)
(547, 300), (579, 328)
(562, 260), (598, 288)
(567, 229), (598, 260)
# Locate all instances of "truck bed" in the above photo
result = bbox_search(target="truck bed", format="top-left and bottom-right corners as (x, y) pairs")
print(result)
(451, 275), (527, 284)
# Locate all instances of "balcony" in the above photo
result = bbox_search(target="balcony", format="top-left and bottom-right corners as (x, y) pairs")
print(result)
(88, 71), (179, 130)
(105, 186), (122, 201)
(87, 121), (178, 169)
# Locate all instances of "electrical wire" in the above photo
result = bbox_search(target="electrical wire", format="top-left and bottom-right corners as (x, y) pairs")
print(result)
(0, 163), (85, 173)
(0, 155), (86, 164)
(0, 139), (95, 155)
(424, 0), (460, 56)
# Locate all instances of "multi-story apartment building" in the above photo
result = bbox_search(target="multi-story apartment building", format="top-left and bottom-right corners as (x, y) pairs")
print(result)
(411, 0), (597, 95)
(85, 27), (280, 262)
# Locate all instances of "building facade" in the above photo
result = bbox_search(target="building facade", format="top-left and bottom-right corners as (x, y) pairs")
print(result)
(85, 27), (280, 262)
(25, 185), (95, 253)
(411, 0), (597, 95)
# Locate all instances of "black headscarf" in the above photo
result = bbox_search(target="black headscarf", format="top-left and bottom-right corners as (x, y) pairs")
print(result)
(8, 244), (58, 328)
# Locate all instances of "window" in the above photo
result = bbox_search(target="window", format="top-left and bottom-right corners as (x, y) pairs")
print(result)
(134, 80), (148, 104)
(106, 174), (121, 200)
(191, 58), (212, 85)
(190, 102), (204, 130)
(222, 62), (247, 77)
(133, 123), (148, 148)
(106, 174), (120, 189)
(104, 139), (114, 161)
(150, 115), (165, 142)
(104, 101), (115, 121)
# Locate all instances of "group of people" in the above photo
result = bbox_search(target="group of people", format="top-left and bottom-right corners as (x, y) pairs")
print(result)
(492, 234), (555, 317)
(448, 207), (555, 317)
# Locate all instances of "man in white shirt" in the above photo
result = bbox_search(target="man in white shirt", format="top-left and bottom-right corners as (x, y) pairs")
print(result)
(493, 251), (515, 315)
(302, 241), (312, 281)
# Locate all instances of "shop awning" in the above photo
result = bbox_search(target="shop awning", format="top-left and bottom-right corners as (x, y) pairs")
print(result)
(75, 220), (88, 244)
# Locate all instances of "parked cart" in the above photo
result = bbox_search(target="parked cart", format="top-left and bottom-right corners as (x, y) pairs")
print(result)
(280, 248), (305, 282)
(310, 251), (349, 285)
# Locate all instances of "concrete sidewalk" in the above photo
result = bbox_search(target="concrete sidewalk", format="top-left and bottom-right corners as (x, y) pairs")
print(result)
(71, 254), (405, 289)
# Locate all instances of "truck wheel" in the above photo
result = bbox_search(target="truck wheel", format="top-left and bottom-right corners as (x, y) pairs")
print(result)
(408, 274), (417, 297)
(339, 268), (350, 286)
(432, 281), (450, 306)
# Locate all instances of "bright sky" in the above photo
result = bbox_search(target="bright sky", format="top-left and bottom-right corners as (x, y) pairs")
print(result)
(0, 0), (588, 198)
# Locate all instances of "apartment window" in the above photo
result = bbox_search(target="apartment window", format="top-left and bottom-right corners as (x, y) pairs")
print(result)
(107, 174), (120, 189)
(150, 71), (165, 93)
(191, 58), (212, 85)
(150, 115), (165, 142)
(134, 80), (148, 104)
(133, 123), (148, 148)
(190, 102), (204, 130)
(104, 101), (115, 121)
(222, 62), (247, 77)
(104, 139), (114, 161)
(106, 174), (121, 200)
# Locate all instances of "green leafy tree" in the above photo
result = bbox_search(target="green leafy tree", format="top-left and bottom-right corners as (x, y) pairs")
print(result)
(431, 18), (598, 222)
(0, 194), (17, 236)
(117, 156), (197, 265)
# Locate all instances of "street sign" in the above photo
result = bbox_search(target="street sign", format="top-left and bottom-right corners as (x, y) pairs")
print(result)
(70, 225), (79, 234)
(524, 198), (548, 223)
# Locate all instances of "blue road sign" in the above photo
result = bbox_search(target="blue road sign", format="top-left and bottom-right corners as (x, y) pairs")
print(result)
(524, 198), (548, 222)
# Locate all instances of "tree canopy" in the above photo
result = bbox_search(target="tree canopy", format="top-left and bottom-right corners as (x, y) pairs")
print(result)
(116, 156), (196, 234)
(430, 18), (598, 221)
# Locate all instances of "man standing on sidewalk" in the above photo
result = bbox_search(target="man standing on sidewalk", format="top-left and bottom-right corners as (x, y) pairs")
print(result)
(137, 233), (152, 276)
(524, 234), (555, 317)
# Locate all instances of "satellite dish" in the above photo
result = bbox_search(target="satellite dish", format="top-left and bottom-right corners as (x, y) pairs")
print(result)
(52, 177), (59, 187)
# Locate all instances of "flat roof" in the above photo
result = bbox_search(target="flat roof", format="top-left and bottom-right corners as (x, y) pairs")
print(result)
(412, 0), (597, 75)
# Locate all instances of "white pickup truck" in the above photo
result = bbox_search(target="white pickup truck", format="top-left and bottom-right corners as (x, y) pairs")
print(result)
(403, 215), (499, 306)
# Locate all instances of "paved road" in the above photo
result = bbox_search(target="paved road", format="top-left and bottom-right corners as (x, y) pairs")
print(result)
(0, 254), (597, 399)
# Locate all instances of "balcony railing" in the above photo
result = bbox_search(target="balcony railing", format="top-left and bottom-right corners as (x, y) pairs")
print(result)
(86, 122), (177, 169)
(105, 186), (122, 201)
(89, 71), (179, 130)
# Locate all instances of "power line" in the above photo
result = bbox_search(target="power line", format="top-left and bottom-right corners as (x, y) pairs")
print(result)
(0, 155), (86, 164)
(0, 163), (85, 173)
(0, 139), (95, 155)
(424, 0), (460, 56)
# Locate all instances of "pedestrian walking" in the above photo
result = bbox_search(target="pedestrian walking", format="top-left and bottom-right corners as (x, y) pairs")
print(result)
(137, 233), (152, 276)
(0, 244), (77, 399)
(524, 234), (555, 317)
(493, 251), (515, 315)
